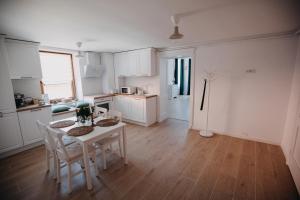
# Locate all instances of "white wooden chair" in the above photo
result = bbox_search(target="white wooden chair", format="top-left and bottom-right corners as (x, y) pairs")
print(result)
(94, 110), (123, 170)
(36, 120), (76, 178)
(46, 126), (98, 193)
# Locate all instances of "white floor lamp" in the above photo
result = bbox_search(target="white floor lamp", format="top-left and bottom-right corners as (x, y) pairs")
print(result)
(200, 72), (215, 137)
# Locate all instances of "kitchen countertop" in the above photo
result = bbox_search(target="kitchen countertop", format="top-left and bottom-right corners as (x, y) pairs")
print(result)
(116, 94), (158, 99)
(84, 93), (158, 99)
(84, 94), (115, 99)
(16, 104), (51, 112)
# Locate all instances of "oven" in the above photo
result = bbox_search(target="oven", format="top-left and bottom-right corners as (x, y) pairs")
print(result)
(94, 97), (113, 111)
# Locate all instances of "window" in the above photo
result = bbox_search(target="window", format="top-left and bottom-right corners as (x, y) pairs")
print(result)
(39, 51), (75, 101)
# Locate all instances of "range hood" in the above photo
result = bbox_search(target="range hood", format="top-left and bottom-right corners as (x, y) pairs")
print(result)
(83, 52), (104, 78)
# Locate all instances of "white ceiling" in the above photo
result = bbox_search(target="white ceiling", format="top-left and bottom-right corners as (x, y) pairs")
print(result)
(0, 0), (299, 52)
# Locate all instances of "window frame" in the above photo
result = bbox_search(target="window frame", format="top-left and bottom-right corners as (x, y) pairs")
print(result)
(39, 50), (76, 102)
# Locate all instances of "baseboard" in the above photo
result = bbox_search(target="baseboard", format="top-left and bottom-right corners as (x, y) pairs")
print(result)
(0, 141), (44, 159)
(190, 128), (280, 146)
(122, 118), (157, 127)
(159, 113), (168, 122)
(223, 132), (280, 146)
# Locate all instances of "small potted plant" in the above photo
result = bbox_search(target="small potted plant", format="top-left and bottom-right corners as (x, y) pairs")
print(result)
(76, 106), (92, 126)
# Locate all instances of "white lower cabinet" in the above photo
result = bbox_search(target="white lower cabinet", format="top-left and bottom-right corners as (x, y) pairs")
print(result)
(129, 98), (144, 122)
(114, 96), (156, 126)
(18, 107), (52, 145)
(0, 112), (23, 154)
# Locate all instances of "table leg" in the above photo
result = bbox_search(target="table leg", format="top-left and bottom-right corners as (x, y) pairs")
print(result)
(122, 126), (128, 165)
(82, 143), (93, 190)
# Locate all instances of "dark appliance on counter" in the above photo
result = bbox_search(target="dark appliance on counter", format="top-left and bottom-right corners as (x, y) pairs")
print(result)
(14, 93), (34, 108)
(14, 93), (25, 108)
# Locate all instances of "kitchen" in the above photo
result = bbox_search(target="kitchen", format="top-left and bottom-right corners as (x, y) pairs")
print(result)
(0, 0), (300, 199)
(0, 36), (159, 158)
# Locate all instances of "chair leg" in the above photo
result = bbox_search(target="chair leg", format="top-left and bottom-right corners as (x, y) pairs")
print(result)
(93, 153), (99, 177)
(46, 149), (50, 172)
(56, 158), (61, 183)
(118, 139), (123, 158)
(67, 164), (72, 194)
(102, 147), (107, 170)
(109, 144), (113, 151)
(53, 153), (57, 179)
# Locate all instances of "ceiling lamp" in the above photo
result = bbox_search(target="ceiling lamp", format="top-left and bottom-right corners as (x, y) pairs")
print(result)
(169, 15), (184, 40)
(75, 41), (84, 58)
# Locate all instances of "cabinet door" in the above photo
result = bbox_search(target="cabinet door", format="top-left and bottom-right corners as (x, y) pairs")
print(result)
(139, 48), (156, 76)
(130, 98), (145, 122)
(114, 53), (122, 77)
(0, 112), (23, 153)
(128, 51), (139, 76)
(5, 40), (42, 79)
(0, 37), (16, 113)
(18, 107), (52, 145)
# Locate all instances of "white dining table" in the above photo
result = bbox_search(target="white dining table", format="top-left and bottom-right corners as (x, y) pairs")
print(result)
(50, 116), (127, 190)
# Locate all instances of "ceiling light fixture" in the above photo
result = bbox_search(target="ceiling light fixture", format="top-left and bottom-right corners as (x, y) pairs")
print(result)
(75, 41), (84, 58)
(169, 15), (184, 40)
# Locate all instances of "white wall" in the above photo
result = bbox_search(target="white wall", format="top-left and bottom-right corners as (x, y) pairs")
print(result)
(282, 37), (300, 159)
(193, 37), (297, 144)
(124, 76), (159, 94)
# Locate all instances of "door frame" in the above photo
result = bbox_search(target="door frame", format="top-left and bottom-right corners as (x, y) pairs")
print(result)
(158, 48), (196, 128)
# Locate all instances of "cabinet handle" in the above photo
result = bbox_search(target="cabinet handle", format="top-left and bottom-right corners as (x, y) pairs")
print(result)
(31, 108), (42, 112)
(0, 112), (3, 118)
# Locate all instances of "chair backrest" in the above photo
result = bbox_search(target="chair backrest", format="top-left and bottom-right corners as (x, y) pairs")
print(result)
(95, 106), (107, 117)
(46, 126), (70, 161)
(107, 110), (122, 122)
(36, 120), (53, 152)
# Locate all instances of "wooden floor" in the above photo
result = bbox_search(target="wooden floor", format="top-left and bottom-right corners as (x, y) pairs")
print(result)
(0, 119), (299, 200)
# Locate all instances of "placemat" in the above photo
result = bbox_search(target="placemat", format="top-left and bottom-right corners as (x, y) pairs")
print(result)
(96, 118), (119, 127)
(67, 126), (94, 136)
(50, 120), (75, 128)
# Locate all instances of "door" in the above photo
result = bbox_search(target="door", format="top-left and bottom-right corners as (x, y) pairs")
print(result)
(18, 107), (52, 145)
(0, 112), (23, 153)
(0, 37), (16, 113)
(289, 99), (300, 192)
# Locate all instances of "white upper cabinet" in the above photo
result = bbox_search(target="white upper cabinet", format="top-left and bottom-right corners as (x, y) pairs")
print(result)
(5, 39), (42, 79)
(138, 48), (156, 76)
(114, 48), (156, 77)
(0, 36), (16, 113)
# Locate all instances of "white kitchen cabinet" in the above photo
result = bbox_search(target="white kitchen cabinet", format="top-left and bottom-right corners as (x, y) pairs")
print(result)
(5, 39), (42, 79)
(114, 48), (156, 77)
(129, 97), (145, 122)
(18, 107), (52, 145)
(0, 36), (16, 113)
(114, 96), (129, 118)
(138, 48), (156, 76)
(0, 112), (23, 154)
(113, 95), (156, 126)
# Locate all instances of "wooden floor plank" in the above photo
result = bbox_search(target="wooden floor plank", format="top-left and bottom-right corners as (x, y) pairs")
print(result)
(233, 140), (255, 200)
